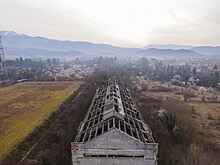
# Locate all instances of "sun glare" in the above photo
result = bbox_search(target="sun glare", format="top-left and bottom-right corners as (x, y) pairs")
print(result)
(69, 0), (177, 42)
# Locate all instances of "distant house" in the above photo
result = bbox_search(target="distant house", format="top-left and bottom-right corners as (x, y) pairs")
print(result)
(71, 79), (158, 165)
(16, 79), (27, 83)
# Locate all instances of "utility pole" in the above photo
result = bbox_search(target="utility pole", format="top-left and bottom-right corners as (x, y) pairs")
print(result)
(0, 35), (5, 79)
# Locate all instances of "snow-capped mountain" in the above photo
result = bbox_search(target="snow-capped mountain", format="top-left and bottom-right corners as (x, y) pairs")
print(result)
(0, 31), (19, 36)
(0, 30), (219, 58)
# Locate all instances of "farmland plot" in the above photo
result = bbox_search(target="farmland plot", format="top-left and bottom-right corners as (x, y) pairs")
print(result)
(0, 81), (82, 160)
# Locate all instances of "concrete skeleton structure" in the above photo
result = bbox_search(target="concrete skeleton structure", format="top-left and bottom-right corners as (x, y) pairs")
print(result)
(71, 79), (158, 165)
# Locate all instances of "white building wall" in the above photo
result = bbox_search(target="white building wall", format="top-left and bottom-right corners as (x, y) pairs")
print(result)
(72, 129), (158, 165)
(78, 158), (156, 165)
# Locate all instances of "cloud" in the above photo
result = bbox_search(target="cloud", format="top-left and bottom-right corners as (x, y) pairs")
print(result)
(0, 0), (220, 47)
(149, 21), (220, 45)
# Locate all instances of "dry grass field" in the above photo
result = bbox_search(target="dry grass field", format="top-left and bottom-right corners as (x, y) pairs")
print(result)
(0, 81), (82, 160)
(142, 81), (220, 146)
(137, 81), (220, 164)
(187, 102), (220, 144)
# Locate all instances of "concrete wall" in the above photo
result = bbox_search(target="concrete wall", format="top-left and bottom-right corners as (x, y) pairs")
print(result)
(84, 129), (147, 149)
(72, 129), (158, 165)
(77, 157), (156, 165)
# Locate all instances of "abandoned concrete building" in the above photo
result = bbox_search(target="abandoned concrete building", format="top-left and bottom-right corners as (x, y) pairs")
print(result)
(71, 79), (158, 165)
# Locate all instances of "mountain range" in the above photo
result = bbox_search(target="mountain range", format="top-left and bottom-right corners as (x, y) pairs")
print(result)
(0, 31), (219, 58)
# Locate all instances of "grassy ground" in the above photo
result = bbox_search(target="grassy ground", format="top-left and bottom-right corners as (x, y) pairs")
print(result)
(187, 102), (220, 144)
(0, 81), (82, 160)
(136, 81), (220, 164)
(142, 81), (220, 146)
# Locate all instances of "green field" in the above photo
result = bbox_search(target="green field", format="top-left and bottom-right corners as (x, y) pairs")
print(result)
(0, 81), (82, 160)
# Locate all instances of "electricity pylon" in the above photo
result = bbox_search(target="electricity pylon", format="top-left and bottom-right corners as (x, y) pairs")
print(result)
(0, 36), (5, 79)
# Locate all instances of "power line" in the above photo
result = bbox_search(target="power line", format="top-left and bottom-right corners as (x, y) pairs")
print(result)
(0, 35), (8, 81)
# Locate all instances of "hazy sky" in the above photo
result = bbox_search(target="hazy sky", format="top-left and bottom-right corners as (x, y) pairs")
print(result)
(0, 0), (220, 47)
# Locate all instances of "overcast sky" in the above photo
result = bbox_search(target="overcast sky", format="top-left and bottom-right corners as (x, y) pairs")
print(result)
(0, 0), (220, 47)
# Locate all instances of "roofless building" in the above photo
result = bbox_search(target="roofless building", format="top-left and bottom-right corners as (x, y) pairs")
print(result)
(71, 79), (158, 165)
